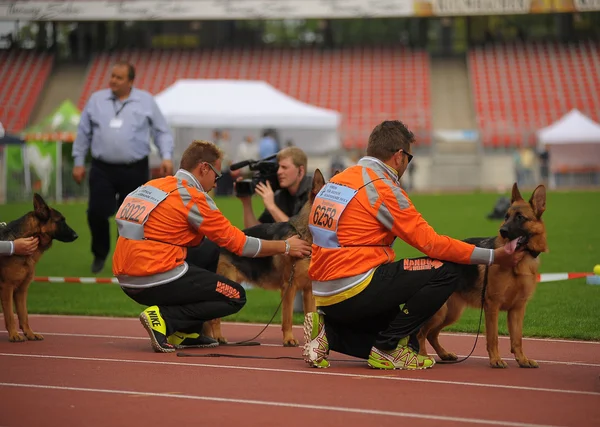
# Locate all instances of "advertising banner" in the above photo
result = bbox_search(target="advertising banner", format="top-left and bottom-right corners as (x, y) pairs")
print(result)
(0, 0), (415, 21)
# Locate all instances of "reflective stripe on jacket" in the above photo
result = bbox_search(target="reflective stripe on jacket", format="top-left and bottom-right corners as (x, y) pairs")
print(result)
(112, 169), (261, 287)
(308, 157), (493, 298)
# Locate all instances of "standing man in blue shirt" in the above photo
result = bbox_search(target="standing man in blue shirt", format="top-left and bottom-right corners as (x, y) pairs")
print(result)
(72, 61), (174, 274)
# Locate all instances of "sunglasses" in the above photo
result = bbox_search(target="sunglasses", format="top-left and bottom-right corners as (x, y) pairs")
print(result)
(205, 162), (222, 182)
(392, 148), (413, 164)
(401, 150), (413, 164)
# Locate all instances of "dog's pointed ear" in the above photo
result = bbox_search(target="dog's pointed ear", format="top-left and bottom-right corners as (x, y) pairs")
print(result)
(529, 185), (546, 219)
(511, 182), (524, 204)
(332, 169), (342, 177)
(310, 169), (326, 204)
(33, 193), (51, 222)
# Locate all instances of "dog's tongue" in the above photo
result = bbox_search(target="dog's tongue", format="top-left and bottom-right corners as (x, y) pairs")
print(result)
(504, 238), (519, 254)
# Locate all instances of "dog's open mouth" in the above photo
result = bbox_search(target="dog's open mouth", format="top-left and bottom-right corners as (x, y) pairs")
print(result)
(504, 236), (528, 254)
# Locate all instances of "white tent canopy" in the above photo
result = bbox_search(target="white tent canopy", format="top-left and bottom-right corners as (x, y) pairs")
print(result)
(154, 79), (342, 163)
(536, 109), (600, 145)
(535, 109), (600, 188)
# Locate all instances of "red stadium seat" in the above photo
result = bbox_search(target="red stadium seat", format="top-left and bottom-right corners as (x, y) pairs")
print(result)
(0, 50), (54, 133)
(469, 41), (600, 149)
(79, 46), (432, 149)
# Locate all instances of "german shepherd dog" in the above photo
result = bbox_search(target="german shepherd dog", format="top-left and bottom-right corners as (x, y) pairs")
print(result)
(0, 194), (78, 342)
(418, 183), (547, 368)
(205, 170), (327, 347)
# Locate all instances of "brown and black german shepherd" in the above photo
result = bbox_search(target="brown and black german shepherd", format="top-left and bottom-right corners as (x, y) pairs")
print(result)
(418, 183), (547, 368)
(205, 169), (327, 347)
(0, 194), (78, 342)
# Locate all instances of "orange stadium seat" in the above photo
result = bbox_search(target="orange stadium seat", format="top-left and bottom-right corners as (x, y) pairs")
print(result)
(78, 46), (432, 149)
(469, 41), (600, 149)
(0, 50), (54, 133)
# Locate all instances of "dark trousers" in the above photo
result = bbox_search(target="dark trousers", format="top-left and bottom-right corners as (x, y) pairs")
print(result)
(215, 171), (234, 196)
(87, 157), (149, 260)
(320, 257), (459, 359)
(122, 238), (246, 336)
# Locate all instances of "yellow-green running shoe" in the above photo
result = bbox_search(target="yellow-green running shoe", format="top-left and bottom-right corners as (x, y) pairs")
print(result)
(167, 331), (219, 349)
(302, 312), (329, 368)
(367, 337), (435, 370)
(139, 306), (176, 353)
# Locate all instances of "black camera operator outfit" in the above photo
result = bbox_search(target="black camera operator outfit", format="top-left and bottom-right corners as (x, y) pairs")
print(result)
(258, 174), (312, 223)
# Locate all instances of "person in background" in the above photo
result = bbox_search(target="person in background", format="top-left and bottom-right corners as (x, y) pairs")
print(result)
(259, 129), (279, 160)
(238, 146), (311, 228)
(72, 61), (174, 274)
(234, 135), (260, 179)
(213, 129), (235, 196)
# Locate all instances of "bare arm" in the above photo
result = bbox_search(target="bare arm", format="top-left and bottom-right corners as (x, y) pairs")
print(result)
(240, 197), (260, 228)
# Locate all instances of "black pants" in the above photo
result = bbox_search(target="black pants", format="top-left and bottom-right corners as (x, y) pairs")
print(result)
(320, 257), (459, 359)
(87, 157), (149, 261)
(215, 171), (234, 196)
(122, 238), (246, 336)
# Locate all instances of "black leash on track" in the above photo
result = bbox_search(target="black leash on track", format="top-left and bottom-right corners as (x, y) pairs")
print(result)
(177, 261), (297, 356)
(436, 265), (489, 365)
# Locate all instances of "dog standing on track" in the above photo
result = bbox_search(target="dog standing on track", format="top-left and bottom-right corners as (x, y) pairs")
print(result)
(418, 183), (548, 368)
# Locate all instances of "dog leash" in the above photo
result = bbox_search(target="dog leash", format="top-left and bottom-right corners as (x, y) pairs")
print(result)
(180, 266), (490, 362)
(193, 261), (298, 349)
(437, 265), (489, 364)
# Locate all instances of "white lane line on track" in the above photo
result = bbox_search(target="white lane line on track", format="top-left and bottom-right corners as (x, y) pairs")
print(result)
(1, 330), (598, 368)
(22, 314), (600, 345)
(1, 353), (598, 397)
(0, 382), (565, 427)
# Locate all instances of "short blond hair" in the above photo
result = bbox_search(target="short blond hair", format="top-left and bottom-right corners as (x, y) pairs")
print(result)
(179, 140), (223, 171)
(277, 146), (307, 170)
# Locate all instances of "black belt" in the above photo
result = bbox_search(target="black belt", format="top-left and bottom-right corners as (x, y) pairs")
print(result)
(92, 156), (148, 168)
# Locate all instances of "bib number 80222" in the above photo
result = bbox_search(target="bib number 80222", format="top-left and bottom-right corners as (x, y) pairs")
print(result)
(313, 205), (336, 229)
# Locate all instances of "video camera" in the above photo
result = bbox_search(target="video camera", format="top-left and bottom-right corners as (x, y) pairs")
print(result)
(230, 154), (280, 197)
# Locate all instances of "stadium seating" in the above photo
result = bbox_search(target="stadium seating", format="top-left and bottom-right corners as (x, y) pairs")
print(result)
(78, 47), (432, 148)
(0, 50), (54, 133)
(469, 41), (600, 148)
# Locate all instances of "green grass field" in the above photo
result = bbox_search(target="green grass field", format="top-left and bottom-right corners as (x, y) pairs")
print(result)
(2, 188), (599, 340)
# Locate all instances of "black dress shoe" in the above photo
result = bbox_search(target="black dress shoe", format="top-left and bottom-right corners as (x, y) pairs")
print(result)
(91, 258), (106, 274)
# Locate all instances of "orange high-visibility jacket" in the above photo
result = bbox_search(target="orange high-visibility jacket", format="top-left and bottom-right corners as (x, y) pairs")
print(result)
(113, 169), (262, 288)
(308, 157), (493, 302)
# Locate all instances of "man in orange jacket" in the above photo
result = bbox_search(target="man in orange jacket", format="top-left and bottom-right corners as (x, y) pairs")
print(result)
(303, 120), (524, 370)
(113, 140), (311, 353)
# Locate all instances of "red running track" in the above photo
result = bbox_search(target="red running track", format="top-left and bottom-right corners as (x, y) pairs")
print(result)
(0, 314), (599, 427)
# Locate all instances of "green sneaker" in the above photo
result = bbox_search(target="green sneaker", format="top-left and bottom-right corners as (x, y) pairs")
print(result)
(302, 312), (330, 368)
(167, 331), (219, 349)
(367, 337), (435, 370)
(139, 306), (176, 353)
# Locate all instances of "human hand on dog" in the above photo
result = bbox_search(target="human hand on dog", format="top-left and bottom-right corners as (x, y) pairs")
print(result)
(493, 246), (525, 267)
(285, 235), (312, 258)
(13, 237), (39, 255)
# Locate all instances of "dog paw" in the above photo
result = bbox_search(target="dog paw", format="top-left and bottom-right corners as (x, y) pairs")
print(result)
(283, 337), (299, 347)
(517, 358), (539, 368)
(215, 336), (228, 344)
(25, 332), (44, 341)
(490, 358), (509, 368)
(439, 351), (458, 361)
(8, 333), (25, 342)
